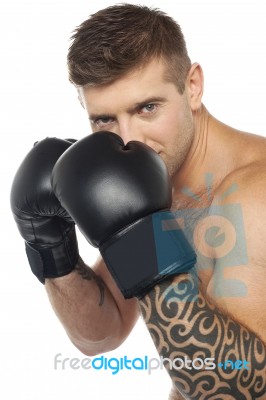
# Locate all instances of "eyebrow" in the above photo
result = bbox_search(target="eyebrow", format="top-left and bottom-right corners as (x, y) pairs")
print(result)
(89, 96), (167, 120)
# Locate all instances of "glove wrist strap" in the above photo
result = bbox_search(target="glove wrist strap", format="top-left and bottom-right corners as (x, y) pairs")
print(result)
(100, 211), (196, 299)
(25, 225), (79, 283)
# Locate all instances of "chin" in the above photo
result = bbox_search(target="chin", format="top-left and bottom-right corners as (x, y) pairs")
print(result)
(157, 152), (178, 177)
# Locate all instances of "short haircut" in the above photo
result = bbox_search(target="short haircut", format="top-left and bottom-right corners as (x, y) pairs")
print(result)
(68, 4), (191, 94)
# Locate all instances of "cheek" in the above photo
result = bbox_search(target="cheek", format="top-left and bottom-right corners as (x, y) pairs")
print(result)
(150, 112), (182, 144)
(144, 113), (178, 143)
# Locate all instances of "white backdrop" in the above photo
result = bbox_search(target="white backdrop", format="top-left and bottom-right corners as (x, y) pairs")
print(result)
(1, 0), (266, 399)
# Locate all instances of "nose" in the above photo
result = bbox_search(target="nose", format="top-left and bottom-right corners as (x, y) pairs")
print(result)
(116, 118), (145, 145)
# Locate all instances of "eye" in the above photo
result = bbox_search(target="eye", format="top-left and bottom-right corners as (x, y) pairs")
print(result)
(139, 103), (157, 114)
(92, 116), (114, 129)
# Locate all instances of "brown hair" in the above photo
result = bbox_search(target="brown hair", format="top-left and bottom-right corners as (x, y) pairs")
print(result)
(67, 4), (191, 94)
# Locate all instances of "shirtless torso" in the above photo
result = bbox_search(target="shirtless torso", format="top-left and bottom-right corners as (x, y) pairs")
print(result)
(168, 156), (266, 400)
(158, 117), (266, 399)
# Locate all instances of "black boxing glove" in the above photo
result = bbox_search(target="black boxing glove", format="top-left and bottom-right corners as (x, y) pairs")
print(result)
(52, 132), (196, 298)
(10, 138), (79, 283)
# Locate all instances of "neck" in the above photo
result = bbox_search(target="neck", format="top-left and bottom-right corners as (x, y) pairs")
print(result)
(171, 105), (236, 209)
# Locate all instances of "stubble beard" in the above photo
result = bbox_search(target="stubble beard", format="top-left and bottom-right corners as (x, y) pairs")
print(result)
(164, 113), (195, 179)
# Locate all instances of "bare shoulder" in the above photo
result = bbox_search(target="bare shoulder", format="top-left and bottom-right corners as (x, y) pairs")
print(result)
(214, 126), (266, 196)
(213, 155), (266, 209)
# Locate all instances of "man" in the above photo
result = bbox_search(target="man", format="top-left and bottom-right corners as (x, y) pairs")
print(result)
(11, 4), (266, 399)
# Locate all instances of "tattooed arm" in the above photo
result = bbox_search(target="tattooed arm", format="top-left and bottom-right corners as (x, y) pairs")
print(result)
(139, 272), (266, 400)
(45, 256), (139, 355)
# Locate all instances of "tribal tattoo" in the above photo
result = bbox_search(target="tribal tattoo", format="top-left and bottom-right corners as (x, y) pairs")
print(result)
(139, 272), (266, 400)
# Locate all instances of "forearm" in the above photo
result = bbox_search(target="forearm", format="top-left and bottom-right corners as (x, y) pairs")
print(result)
(45, 257), (123, 356)
(139, 272), (266, 400)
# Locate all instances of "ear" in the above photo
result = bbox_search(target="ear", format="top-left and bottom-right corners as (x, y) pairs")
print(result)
(186, 63), (204, 111)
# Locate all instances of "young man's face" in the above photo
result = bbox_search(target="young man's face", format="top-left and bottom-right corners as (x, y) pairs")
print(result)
(78, 58), (198, 177)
